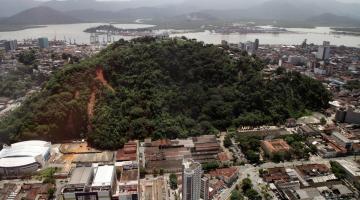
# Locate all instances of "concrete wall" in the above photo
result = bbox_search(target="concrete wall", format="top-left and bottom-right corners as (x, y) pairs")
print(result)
(0, 163), (40, 177)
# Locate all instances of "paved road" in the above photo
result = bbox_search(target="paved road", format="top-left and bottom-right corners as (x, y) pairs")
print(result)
(230, 138), (247, 163)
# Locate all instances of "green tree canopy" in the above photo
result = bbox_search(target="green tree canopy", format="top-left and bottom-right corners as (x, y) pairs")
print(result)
(0, 37), (332, 149)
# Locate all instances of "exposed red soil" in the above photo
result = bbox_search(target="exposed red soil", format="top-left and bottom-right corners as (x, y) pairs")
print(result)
(74, 91), (80, 99)
(95, 68), (115, 92)
(86, 67), (114, 132)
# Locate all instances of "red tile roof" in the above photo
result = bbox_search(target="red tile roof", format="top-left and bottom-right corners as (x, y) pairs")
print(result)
(209, 167), (239, 179)
(116, 141), (137, 161)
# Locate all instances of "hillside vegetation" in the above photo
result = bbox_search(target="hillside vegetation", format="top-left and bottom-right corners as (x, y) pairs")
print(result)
(0, 37), (331, 149)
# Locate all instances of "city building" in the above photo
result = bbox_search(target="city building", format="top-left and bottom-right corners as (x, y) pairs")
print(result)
(0, 140), (51, 178)
(208, 179), (225, 199)
(182, 159), (203, 200)
(245, 41), (255, 54)
(16, 183), (53, 200)
(335, 108), (360, 124)
(209, 167), (239, 186)
(254, 39), (259, 50)
(62, 167), (94, 200)
(344, 108), (360, 124)
(116, 141), (137, 162)
(192, 135), (220, 163)
(4, 40), (17, 51)
(298, 125), (318, 136)
(317, 41), (331, 60)
(288, 55), (307, 66)
(91, 165), (117, 198)
(38, 37), (49, 49)
(334, 160), (360, 184)
(290, 188), (324, 200)
(201, 177), (209, 200)
(331, 131), (353, 150)
(284, 184), (355, 200)
(118, 169), (139, 200)
(62, 165), (117, 200)
(0, 183), (17, 199)
(140, 176), (167, 200)
(261, 139), (291, 158)
(295, 164), (333, 183)
(143, 135), (221, 172)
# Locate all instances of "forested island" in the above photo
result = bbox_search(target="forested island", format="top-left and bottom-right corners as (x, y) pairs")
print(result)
(0, 37), (331, 149)
(84, 24), (155, 37)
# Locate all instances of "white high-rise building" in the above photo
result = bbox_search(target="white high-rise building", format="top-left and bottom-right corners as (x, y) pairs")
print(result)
(182, 159), (203, 200)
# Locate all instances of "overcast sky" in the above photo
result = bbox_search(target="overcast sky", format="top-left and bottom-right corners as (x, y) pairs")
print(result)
(32, 0), (359, 2)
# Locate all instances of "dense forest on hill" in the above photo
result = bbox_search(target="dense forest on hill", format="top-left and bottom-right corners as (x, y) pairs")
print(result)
(0, 37), (331, 149)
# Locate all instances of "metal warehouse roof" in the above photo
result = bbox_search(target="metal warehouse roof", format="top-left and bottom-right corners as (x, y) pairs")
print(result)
(92, 165), (115, 187)
(69, 167), (93, 185)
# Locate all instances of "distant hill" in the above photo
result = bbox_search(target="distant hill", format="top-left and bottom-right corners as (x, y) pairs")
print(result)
(64, 7), (185, 22)
(307, 13), (360, 27)
(2, 0), (360, 27)
(201, 0), (360, 21)
(0, 6), (82, 25)
(0, 0), (40, 17)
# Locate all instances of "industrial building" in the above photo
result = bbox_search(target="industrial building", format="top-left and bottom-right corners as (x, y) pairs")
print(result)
(143, 135), (221, 172)
(192, 135), (220, 163)
(0, 140), (51, 178)
(62, 165), (117, 200)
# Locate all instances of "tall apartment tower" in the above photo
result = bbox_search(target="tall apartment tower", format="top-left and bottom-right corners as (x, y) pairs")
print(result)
(254, 38), (259, 50)
(38, 37), (49, 49)
(182, 159), (203, 200)
(201, 177), (209, 200)
(4, 40), (17, 52)
(317, 41), (330, 60)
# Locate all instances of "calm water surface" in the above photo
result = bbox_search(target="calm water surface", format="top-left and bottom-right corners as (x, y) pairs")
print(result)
(0, 24), (359, 47)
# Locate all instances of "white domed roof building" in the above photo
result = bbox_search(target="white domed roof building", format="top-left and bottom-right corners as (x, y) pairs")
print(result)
(0, 140), (51, 178)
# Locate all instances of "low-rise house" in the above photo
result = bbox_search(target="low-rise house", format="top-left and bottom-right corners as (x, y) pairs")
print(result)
(209, 167), (239, 186)
(261, 139), (291, 158)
